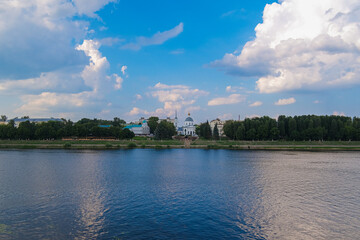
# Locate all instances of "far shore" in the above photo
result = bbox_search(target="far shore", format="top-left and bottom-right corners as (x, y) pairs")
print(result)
(1, 139), (360, 151)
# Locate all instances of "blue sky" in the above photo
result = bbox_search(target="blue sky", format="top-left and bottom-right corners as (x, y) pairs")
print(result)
(1, 0), (360, 122)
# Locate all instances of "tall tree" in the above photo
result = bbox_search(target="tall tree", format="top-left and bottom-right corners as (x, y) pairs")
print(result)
(113, 117), (126, 127)
(213, 123), (220, 140)
(199, 121), (212, 139)
(235, 124), (245, 140)
(148, 116), (159, 134)
(154, 121), (176, 140)
(329, 119), (338, 140)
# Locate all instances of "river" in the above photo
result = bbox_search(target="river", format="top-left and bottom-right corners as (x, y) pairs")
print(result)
(0, 149), (359, 239)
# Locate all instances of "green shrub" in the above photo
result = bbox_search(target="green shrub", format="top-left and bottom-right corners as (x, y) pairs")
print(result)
(63, 143), (71, 148)
(105, 143), (112, 148)
(155, 145), (163, 149)
(127, 143), (137, 148)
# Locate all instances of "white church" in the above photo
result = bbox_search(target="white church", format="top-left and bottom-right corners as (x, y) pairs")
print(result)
(177, 113), (197, 136)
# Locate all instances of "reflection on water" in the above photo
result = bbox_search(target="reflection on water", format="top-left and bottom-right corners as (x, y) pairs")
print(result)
(0, 149), (359, 239)
(73, 153), (107, 240)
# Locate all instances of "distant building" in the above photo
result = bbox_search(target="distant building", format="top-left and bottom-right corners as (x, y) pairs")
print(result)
(137, 112), (178, 129)
(7, 118), (64, 128)
(177, 113), (197, 136)
(159, 116), (177, 127)
(210, 118), (225, 136)
(124, 120), (150, 136)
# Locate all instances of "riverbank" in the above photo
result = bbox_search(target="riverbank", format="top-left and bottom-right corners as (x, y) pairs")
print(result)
(1, 139), (360, 151)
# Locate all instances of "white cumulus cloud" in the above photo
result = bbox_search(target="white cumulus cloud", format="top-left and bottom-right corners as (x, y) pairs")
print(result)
(274, 97), (296, 106)
(121, 65), (128, 75)
(333, 111), (345, 116)
(135, 94), (143, 100)
(212, 0), (360, 93)
(249, 101), (263, 107)
(218, 113), (233, 120)
(127, 107), (150, 116)
(14, 40), (124, 118)
(128, 83), (208, 117)
(0, 0), (116, 80)
(208, 94), (245, 106)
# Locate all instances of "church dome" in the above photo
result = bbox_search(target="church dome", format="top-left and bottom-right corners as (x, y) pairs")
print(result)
(185, 117), (193, 122)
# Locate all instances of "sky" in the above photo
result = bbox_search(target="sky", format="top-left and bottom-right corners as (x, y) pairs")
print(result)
(1, 0), (360, 123)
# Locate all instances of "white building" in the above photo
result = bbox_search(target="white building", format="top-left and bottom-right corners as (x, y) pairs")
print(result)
(177, 113), (197, 136)
(124, 120), (150, 136)
(210, 118), (225, 136)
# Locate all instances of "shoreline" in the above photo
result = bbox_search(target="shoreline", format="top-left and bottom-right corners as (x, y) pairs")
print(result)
(1, 140), (360, 151)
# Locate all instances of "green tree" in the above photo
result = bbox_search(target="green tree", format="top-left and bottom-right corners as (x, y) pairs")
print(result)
(119, 128), (135, 139)
(270, 127), (280, 140)
(198, 121), (212, 139)
(223, 120), (236, 140)
(246, 129), (256, 140)
(1, 115), (7, 122)
(288, 118), (297, 140)
(329, 119), (338, 140)
(147, 116), (159, 134)
(199, 121), (212, 139)
(235, 124), (245, 140)
(17, 121), (35, 140)
(113, 117), (126, 127)
(213, 123), (220, 140)
(154, 121), (176, 140)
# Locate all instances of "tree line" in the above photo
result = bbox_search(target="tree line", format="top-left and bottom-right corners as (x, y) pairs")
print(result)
(0, 116), (177, 140)
(2, 114), (360, 141)
(0, 118), (135, 140)
(218, 115), (360, 141)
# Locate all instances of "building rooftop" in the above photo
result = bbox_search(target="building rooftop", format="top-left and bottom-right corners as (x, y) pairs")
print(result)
(185, 117), (194, 122)
(124, 124), (142, 129)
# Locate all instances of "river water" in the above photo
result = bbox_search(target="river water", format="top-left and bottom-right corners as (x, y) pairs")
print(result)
(0, 149), (359, 239)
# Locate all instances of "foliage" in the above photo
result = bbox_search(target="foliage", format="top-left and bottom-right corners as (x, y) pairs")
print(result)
(147, 116), (159, 134)
(63, 143), (71, 148)
(198, 121), (212, 139)
(154, 120), (176, 140)
(0, 117), (133, 140)
(127, 143), (137, 148)
(213, 123), (220, 140)
(120, 129), (135, 139)
(222, 115), (360, 141)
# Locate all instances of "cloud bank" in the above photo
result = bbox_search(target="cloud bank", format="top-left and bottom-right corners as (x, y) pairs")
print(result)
(14, 40), (123, 118)
(128, 82), (208, 117)
(0, 0), (116, 80)
(212, 0), (360, 93)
